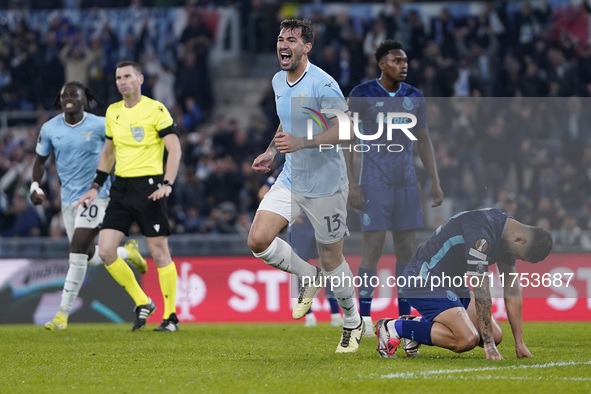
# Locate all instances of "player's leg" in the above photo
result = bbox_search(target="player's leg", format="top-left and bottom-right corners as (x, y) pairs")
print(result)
(391, 187), (423, 317)
(326, 283), (343, 326)
(135, 184), (179, 332)
(249, 182), (320, 313)
(45, 225), (98, 330)
(358, 230), (386, 336)
(99, 228), (154, 330)
(84, 198), (147, 273)
(290, 216), (319, 327)
(88, 239), (148, 274)
(392, 229), (416, 316)
(316, 239), (364, 353)
(465, 291), (503, 346)
(146, 235), (179, 332)
(358, 184), (392, 334)
(46, 200), (102, 330)
(377, 289), (479, 358)
(303, 189), (362, 353)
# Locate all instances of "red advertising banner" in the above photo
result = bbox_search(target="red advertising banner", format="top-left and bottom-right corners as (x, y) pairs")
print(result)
(142, 253), (591, 323)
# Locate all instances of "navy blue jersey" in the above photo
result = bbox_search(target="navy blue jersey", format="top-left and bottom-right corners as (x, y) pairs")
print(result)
(405, 209), (515, 283)
(349, 80), (426, 188)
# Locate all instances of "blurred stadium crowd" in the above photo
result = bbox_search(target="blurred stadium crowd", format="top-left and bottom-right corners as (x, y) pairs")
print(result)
(0, 0), (590, 249)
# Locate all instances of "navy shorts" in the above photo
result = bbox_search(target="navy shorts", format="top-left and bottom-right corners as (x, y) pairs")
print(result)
(401, 286), (471, 322)
(103, 175), (171, 237)
(359, 184), (423, 232)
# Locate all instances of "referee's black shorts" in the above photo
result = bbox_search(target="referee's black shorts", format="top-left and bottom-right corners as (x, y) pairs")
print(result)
(102, 175), (171, 237)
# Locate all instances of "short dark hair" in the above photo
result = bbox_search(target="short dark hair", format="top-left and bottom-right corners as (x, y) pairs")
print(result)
(375, 39), (405, 62)
(53, 81), (101, 108)
(116, 60), (142, 74)
(279, 18), (314, 45)
(526, 227), (553, 263)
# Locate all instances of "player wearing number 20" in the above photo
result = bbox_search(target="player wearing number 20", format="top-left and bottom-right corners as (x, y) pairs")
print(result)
(376, 208), (553, 360)
(31, 81), (147, 331)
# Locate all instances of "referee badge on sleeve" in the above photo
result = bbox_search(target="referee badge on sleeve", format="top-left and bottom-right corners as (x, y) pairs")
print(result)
(131, 126), (144, 142)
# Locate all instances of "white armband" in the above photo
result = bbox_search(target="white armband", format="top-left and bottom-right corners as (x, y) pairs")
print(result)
(30, 181), (44, 195)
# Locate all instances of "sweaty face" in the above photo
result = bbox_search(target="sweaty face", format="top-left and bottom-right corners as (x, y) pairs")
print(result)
(60, 85), (85, 115)
(116, 65), (143, 97)
(381, 49), (408, 82)
(277, 27), (309, 72)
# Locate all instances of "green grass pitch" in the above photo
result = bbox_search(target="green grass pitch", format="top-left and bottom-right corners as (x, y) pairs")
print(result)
(0, 322), (589, 393)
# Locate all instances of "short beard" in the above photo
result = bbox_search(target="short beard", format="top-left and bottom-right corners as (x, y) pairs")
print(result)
(283, 54), (301, 72)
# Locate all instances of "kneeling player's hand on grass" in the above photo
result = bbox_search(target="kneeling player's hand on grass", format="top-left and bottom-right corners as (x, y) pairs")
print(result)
(515, 342), (533, 359)
(484, 344), (504, 360)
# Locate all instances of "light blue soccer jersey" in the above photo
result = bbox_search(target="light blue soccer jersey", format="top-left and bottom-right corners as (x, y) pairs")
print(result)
(273, 62), (349, 197)
(36, 113), (111, 205)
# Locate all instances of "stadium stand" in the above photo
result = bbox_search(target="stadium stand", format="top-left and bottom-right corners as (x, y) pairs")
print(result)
(0, 1), (590, 254)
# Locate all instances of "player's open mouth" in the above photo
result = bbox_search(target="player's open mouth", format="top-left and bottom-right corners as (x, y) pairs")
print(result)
(64, 103), (74, 109)
(280, 52), (291, 66)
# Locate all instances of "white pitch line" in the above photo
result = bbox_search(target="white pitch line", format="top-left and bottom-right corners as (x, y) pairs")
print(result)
(380, 360), (591, 379)
(415, 374), (591, 382)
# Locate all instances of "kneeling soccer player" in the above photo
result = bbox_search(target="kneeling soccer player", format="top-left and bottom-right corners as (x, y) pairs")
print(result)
(376, 208), (553, 360)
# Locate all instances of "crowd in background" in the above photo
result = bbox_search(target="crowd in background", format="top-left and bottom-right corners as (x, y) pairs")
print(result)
(1, 0), (590, 250)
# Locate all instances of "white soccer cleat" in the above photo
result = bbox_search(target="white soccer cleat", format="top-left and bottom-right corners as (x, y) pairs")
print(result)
(336, 318), (364, 353)
(304, 312), (317, 327)
(376, 318), (400, 358)
(362, 315), (376, 337)
(399, 315), (421, 357)
(293, 267), (324, 320)
(330, 313), (343, 327)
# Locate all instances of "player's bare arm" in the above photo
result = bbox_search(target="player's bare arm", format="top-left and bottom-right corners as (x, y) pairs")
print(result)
(274, 114), (352, 153)
(415, 128), (443, 207)
(342, 104), (364, 209)
(149, 133), (181, 201)
(473, 274), (504, 360)
(75, 138), (116, 208)
(499, 262), (533, 358)
(252, 125), (281, 173)
(30, 154), (49, 205)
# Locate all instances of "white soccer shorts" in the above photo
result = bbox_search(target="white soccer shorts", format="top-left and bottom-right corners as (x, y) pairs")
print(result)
(257, 180), (349, 244)
(61, 198), (109, 241)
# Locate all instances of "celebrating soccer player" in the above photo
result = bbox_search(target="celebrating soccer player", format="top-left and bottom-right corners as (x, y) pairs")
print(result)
(248, 19), (363, 353)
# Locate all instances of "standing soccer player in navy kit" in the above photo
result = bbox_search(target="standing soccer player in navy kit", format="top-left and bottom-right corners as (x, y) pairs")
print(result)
(376, 208), (553, 360)
(346, 40), (444, 336)
(248, 18), (363, 353)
